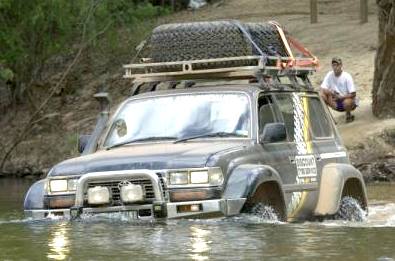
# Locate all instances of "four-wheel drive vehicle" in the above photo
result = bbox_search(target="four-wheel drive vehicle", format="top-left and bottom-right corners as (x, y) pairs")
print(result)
(24, 21), (367, 222)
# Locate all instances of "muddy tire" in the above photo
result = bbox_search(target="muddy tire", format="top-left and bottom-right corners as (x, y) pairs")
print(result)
(335, 196), (366, 222)
(147, 21), (288, 69)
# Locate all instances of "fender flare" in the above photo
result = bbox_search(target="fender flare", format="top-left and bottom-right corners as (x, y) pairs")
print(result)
(314, 163), (368, 216)
(223, 164), (286, 215)
(24, 179), (46, 210)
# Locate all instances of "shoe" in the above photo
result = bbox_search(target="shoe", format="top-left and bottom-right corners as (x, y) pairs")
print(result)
(346, 112), (355, 123)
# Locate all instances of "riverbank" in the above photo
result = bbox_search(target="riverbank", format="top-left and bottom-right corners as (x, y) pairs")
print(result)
(0, 0), (394, 182)
(335, 102), (395, 182)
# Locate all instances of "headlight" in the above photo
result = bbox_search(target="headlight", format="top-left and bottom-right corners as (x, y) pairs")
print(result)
(49, 178), (79, 192)
(168, 168), (224, 186)
(208, 168), (224, 186)
(190, 171), (209, 184)
(49, 180), (68, 192)
(169, 172), (188, 185)
(67, 179), (78, 191)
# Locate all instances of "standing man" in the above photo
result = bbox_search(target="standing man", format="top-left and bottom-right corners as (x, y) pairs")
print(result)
(320, 57), (357, 123)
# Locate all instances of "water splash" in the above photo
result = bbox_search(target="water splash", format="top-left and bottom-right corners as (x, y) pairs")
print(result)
(367, 202), (395, 227)
(0, 215), (66, 225)
(3, 201), (395, 227)
(228, 204), (284, 225)
(377, 257), (395, 261)
(334, 196), (367, 222)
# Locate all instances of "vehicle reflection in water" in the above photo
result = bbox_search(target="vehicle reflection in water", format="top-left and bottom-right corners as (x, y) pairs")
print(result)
(47, 222), (70, 260)
(188, 226), (211, 261)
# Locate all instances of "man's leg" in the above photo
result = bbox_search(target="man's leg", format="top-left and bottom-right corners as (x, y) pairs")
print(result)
(343, 97), (356, 122)
(320, 89), (336, 109)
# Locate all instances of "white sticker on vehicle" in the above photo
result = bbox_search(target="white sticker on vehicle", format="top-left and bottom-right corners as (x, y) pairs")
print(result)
(320, 151), (347, 159)
(295, 154), (317, 178)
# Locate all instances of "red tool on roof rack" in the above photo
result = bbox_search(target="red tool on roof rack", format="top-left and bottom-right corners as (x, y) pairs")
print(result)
(268, 21), (319, 69)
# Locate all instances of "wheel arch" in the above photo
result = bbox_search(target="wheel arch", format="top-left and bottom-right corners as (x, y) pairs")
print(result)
(223, 164), (286, 219)
(341, 177), (368, 209)
(314, 163), (368, 216)
(244, 180), (287, 221)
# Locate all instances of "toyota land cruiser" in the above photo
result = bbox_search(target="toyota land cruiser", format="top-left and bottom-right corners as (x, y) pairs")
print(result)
(24, 21), (367, 222)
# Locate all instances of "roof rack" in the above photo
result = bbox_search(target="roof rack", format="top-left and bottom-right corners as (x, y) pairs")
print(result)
(123, 20), (319, 92)
(123, 55), (318, 90)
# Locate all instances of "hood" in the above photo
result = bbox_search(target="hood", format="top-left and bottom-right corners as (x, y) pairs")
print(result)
(49, 140), (249, 177)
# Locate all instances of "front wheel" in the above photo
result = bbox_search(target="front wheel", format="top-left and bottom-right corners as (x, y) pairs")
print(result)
(334, 196), (367, 222)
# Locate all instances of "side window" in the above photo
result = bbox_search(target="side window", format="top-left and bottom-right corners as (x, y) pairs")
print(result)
(306, 97), (332, 138)
(258, 95), (275, 131)
(274, 93), (295, 141)
(271, 93), (332, 142)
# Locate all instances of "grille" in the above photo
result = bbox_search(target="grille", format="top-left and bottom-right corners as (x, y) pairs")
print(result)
(86, 178), (155, 206)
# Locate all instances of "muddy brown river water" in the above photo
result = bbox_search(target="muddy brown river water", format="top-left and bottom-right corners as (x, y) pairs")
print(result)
(1, 178), (395, 260)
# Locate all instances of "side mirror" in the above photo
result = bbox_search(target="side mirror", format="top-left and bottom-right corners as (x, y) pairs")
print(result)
(259, 123), (287, 144)
(78, 135), (91, 154)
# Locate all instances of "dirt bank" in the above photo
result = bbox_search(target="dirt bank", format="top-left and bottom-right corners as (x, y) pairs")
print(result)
(0, 0), (394, 182)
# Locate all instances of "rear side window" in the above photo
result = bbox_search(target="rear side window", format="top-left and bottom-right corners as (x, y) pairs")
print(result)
(306, 97), (332, 137)
(273, 93), (332, 142)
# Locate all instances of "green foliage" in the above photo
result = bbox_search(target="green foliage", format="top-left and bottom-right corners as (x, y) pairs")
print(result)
(0, 0), (165, 98)
(65, 132), (80, 156)
(0, 66), (13, 81)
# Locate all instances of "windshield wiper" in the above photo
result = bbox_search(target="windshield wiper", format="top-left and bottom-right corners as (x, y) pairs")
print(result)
(174, 132), (247, 144)
(106, 136), (178, 150)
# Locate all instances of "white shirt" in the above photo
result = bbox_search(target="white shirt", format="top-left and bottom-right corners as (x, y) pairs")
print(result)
(321, 71), (356, 96)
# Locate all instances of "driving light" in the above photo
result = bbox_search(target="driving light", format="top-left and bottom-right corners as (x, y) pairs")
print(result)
(177, 204), (202, 213)
(87, 186), (110, 205)
(190, 171), (209, 184)
(120, 184), (144, 203)
(67, 179), (78, 191)
(49, 180), (68, 192)
(169, 172), (188, 185)
(209, 168), (224, 186)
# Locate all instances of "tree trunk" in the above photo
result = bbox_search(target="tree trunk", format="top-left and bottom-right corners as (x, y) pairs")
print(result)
(310, 0), (318, 24)
(360, 0), (368, 24)
(373, 0), (395, 118)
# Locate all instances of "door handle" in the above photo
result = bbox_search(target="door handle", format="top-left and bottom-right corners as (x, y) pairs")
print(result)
(289, 156), (296, 164)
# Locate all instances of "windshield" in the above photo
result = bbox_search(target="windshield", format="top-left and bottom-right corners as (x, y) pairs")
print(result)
(103, 93), (251, 148)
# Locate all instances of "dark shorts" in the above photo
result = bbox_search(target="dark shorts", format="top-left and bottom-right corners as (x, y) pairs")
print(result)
(335, 98), (357, 112)
(336, 99), (345, 111)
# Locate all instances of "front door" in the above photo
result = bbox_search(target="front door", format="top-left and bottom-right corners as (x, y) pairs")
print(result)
(257, 94), (295, 180)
